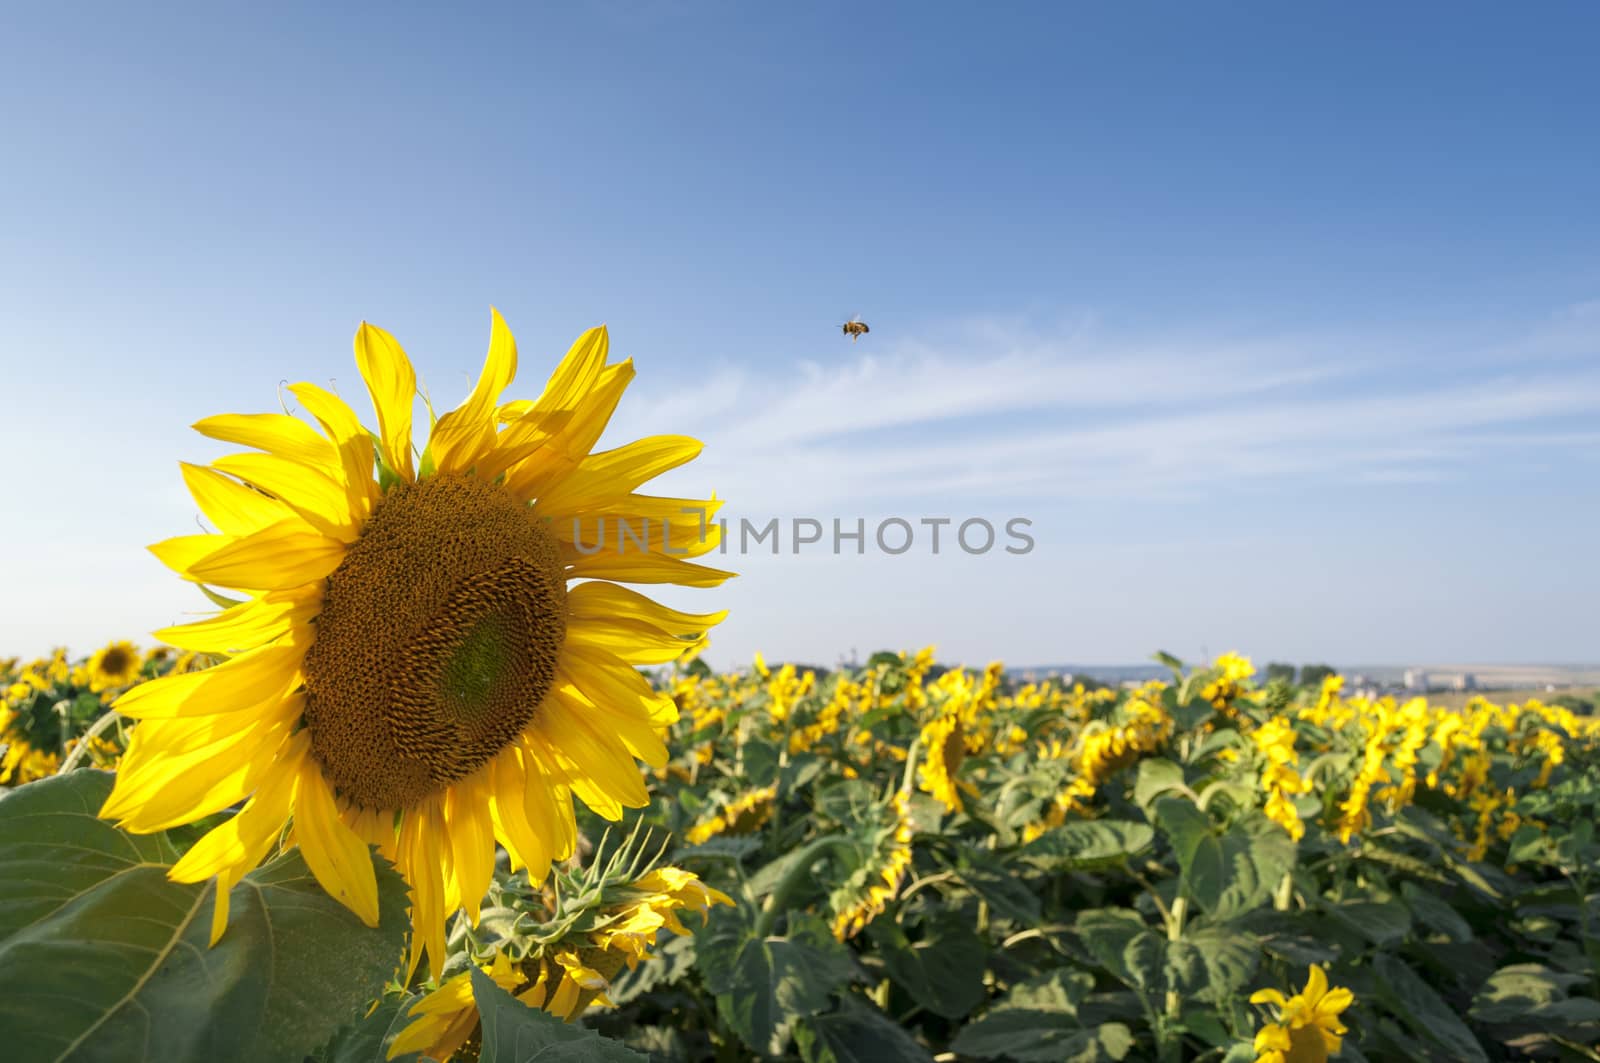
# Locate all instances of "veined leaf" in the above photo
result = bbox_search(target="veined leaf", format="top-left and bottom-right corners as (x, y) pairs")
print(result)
(796, 996), (934, 1063)
(470, 966), (645, 1063)
(0, 771), (410, 1063)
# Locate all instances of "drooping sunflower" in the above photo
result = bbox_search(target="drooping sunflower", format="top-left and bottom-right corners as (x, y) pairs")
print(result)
(388, 866), (731, 1060)
(98, 312), (731, 979)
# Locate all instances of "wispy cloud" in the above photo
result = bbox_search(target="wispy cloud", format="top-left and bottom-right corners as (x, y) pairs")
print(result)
(620, 313), (1600, 511)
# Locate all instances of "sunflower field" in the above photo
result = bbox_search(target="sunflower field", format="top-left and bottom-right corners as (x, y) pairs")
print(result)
(2, 321), (1598, 1063)
(3, 642), (1599, 1063)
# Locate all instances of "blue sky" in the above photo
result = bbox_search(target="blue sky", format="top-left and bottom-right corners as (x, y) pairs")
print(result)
(2, 2), (1597, 670)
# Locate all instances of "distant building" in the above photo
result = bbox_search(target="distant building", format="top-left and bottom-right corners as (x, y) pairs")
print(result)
(1404, 669), (1429, 692)
(1454, 673), (1478, 692)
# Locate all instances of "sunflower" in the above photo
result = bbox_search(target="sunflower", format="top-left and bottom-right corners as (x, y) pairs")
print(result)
(1250, 964), (1354, 1063)
(86, 640), (141, 693)
(684, 783), (777, 844)
(98, 312), (731, 979)
(388, 866), (731, 1061)
(830, 789), (914, 940)
(917, 711), (969, 813)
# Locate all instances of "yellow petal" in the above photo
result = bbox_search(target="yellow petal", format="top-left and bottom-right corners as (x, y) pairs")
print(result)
(564, 551), (735, 588)
(169, 731), (308, 883)
(354, 322), (418, 482)
(565, 581), (727, 635)
(486, 746), (550, 880)
(425, 308), (519, 477)
(153, 588), (319, 654)
(399, 797), (449, 982)
(103, 712), (293, 831)
(534, 693), (650, 813)
(185, 520), (346, 592)
(212, 453), (359, 542)
(192, 412), (342, 478)
(441, 775), (496, 925)
(534, 436), (703, 515)
(288, 381), (380, 524)
(565, 616), (704, 665)
(549, 497), (723, 560)
(551, 678), (668, 767)
(150, 533), (234, 578)
(113, 640), (302, 720)
(180, 463), (302, 536)
(295, 763), (380, 927)
(540, 325), (608, 412)
(558, 644), (678, 725)
(1303, 964), (1328, 1002)
(208, 867), (242, 946)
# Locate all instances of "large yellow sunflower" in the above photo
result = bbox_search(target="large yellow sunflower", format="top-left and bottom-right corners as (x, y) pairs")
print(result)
(99, 311), (731, 979)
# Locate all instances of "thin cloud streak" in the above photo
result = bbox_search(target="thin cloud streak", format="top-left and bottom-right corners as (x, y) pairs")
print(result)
(627, 317), (1600, 511)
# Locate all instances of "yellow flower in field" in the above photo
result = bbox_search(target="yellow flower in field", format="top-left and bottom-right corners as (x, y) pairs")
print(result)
(918, 710), (970, 813)
(98, 313), (730, 979)
(389, 866), (730, 1060)
(1253, 716), (1308, 841)
(1250, 964), (1354, 1063)
(832, 790), (914, 940)
(1203, 651), (1256, 709)
(86, 640), (142, 693)
(0, 739), (60, 784)
(685, 784), (776, 844)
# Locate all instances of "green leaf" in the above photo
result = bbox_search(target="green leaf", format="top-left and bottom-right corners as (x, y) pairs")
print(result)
(873, 914), (986, 1020)
(1157, 804), (1295, 921)
(470, 966), (646, 1063)
(1326, 897), (1411, 948)
(0, 771), (411, 1063)
(950, 970), (1132, 1062)
(796, 995), (934, 1063)
(1167, 926), (1260, 1006)
(1400, 882), (1473, 943)
(319, 995), (423, 1063)
(1373, 954), (1490, 1063)
(695, 906), (851, 1055)
(1075, 910), (1163, 994)
(1020, 820), (1154, 871)
(1132, 759), (1186, 811)
(951, 864), (1042, 925)
(1469, 963), (1600, 1035)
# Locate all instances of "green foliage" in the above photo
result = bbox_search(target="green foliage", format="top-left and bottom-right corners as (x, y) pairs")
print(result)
(0, 771), (410, 1063)
(471, 967), (647, 1063)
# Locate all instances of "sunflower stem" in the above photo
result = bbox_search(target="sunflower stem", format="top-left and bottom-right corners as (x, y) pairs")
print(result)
(754, 834), (853, 938)
(55, 710), (122, 776)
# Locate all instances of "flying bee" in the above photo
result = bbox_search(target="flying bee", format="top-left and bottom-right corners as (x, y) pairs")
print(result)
(841, 315), (870, 341)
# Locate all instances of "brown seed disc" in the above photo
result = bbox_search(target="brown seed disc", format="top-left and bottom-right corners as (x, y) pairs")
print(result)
(99, 646), (133, 676)
(301, 473), (567, 810)
(940, 719), (966, 777)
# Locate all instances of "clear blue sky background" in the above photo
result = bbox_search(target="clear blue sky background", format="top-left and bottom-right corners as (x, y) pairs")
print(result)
(2, 2), (1597, 670)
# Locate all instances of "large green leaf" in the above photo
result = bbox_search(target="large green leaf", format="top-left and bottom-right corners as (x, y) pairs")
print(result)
(0, 771), (410, 1063)
(873, 914), (986, 1020)
(1165, 925), (1260, 1007)
(795, 996), (934, 1063)
(470, 967), (645, 1063)
(1373, 954), (1489, 1063)
(1020, 820), (1154, 871)
(949, 969), (1132, 1062)
(1075, 910), (1163, 995)
(1132, 759), (1186, 812)
(1155, 801), (1293, 920)
(951, 864), (1041, 925)
(694, 906), (851, 1055)
(317, 995), (423, 1063)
